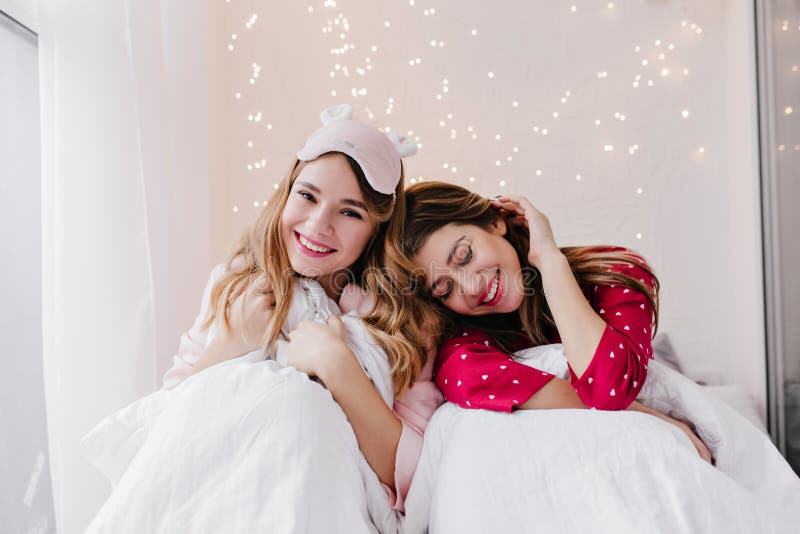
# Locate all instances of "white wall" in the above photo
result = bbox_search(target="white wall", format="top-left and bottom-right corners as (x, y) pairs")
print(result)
(208, 1), (766, 418)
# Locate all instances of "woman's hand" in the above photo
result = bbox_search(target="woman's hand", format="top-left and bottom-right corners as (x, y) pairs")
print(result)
(286, 315), (358, 381)
(628, 401), (713, 464)
(489, 194), (562, 269)
(210, 275), (275, 359)
(658, 412), (714, 464)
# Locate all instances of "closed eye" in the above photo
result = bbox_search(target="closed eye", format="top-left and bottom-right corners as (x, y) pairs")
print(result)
(452, 244), (473, 267)
(432, 279), (452, 300)
(459, 246), (473, 266)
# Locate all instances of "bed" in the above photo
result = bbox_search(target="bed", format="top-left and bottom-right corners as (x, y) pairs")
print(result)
(81, 343), (800, 533)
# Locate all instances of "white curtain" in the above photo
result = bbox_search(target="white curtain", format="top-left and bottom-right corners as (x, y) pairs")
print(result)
(38, 1), (211, 531)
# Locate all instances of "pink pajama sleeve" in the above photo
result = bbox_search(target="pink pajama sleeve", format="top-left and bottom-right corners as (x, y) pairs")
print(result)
(161, 264), (225, 389)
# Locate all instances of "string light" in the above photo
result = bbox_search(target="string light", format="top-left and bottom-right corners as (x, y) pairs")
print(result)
(227, 2), (717, 248)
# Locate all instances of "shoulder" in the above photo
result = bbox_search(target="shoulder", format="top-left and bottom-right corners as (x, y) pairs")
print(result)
(436, 327), (499, 363)
(582, 246), (656, 287)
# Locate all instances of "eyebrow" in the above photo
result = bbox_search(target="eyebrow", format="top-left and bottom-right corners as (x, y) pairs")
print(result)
(430, 235), (466, 293)
(295, 181), (368, 211)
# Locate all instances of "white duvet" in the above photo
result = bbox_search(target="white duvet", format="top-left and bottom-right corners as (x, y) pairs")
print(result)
(82, 343), (800, 534)
(401, 344), (800, 534)
(82, 356), (399, 533)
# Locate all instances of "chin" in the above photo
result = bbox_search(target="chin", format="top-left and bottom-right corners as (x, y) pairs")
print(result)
(501, 293), (525, 313)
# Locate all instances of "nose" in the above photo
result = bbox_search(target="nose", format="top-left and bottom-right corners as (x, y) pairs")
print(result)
(304, 205), (333, 236)
(458, 268), (484, 299)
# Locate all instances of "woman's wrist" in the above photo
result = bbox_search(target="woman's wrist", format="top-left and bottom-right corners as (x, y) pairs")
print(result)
(535, 247), (566, 271)
(317, 342), (361, 388)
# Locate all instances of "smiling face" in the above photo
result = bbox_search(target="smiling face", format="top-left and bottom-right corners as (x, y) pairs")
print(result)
(413, 220), (526, 315)
(280, 153), (375, 291)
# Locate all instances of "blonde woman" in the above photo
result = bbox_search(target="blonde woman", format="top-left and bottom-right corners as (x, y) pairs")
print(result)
(161, 106), (442, 513)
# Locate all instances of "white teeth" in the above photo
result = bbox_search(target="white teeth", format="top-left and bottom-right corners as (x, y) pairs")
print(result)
(482, 272), (499, 303)
(298, 235), (332, 253)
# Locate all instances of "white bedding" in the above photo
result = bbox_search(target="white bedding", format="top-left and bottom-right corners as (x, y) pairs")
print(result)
(82, 356), (398, 533)
(400, 344), (800, 534)
(82, 343), (800, 533)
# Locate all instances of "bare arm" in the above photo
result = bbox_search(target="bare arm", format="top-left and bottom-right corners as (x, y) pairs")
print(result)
(286, 316), (402, 488)
(518, 377), (589, 410)
(320, 346), (403, 488)
(537, 251), (606, 378)
(490, 195), (606, 378)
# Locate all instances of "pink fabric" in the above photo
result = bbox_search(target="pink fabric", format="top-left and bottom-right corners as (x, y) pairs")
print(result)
(161, 266), (444, 513)
(434, 247), (656, 411)
(297, 104), (402, 195)
(161, 264), (224, 390)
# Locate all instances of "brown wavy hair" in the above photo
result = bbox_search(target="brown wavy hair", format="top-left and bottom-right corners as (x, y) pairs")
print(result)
(203, 153), (431, 397)
(401, 181), (660, 352)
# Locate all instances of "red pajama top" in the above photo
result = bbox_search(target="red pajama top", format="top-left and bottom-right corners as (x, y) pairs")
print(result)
(433, 247), (656, 412)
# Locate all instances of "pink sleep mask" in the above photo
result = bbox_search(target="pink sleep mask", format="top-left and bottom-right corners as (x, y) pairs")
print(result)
(297, 104), (417, 196)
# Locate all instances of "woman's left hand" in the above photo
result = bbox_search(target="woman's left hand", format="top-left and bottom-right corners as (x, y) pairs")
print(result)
(661, 414), (714, 465)
(285, 315), (356, 380)
(631, 402), (713, 464)
(490, 194), (562, 269)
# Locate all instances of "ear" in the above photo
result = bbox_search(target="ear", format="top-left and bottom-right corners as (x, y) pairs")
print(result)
(490, 218), (507, 236)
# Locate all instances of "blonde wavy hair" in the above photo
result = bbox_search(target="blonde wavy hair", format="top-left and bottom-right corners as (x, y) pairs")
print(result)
(203, 153), (433, 397)
(401, 181), (660, 352)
